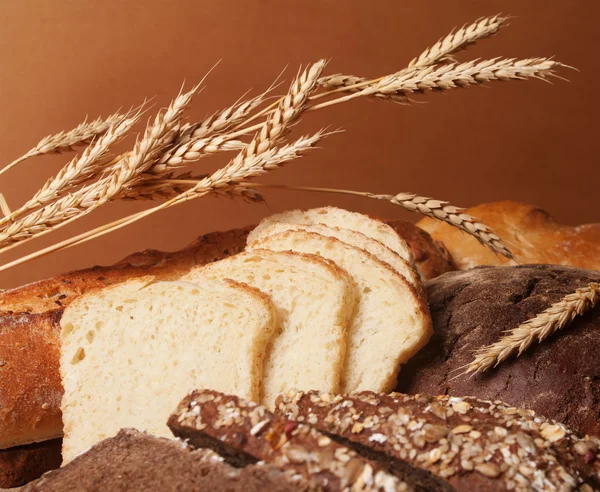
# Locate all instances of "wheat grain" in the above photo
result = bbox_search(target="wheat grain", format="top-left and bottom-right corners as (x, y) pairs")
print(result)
(0, 132), (323, 273)
(0, 113), (140, 228)
(0, 110), (134, 177)
(318, 15), (508, 96)
(464, 283), (600, 376)
(312, 58), (561, 110)
(409, 15), (508, 68)
(0, 87), (196, 249)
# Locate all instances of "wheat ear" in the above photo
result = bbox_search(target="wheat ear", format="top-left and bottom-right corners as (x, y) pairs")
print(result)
(0, 110), (134, 177)
(0, 132), (324, 274)
(0, 87), (196, 250)
(312, 57), (562, 110)
(409, 15), (509, 68)
(0, 113), (141, 227)
(463, 283), (600, 376)
(319, 14), (508, 96)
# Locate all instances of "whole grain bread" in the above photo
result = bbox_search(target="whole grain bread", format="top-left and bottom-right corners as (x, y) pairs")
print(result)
(0, 219), (450, 453)
(397, 264), (600, 438)
(0, 439), (61, 489)
(277, 390), (600, 491)
(169, 390), (418, 491)
(24, 429), (311, 492)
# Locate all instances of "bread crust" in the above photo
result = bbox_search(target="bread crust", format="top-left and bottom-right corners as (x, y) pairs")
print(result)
(417, 200), (600, 271)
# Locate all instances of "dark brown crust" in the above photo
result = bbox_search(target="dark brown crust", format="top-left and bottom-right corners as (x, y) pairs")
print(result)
(23, 429), (310, 492)
(398, 264), (600, 438)
(0, 439), (61, 489)
(387, 220), (455, 280)
(277, 391), (600, 491)
(168, 390), (409, 491)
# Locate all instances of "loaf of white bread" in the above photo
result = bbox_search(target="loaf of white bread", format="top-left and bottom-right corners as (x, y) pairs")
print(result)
(59, 277), (277, 462)
(54, 207), (430, 463)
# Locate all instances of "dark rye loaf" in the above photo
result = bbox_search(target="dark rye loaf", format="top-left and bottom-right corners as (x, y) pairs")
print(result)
(277, 390), (600, 491)
(397, 264), (600, 438)
(168, 390), (430, 491)
(23, 429), (311, 491)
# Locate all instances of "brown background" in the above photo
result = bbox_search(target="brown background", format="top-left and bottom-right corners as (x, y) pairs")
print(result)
(0, 0), (598, 289)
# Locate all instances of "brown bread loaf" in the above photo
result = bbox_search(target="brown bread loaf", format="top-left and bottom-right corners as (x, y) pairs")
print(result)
(23, 429), (311, 491)
(417, 200), (600, 271)
(0, 439), (61, 489)
(277, 390), (600, 491)
(397, 264), (600, 438)
(168, 389), (420, 491)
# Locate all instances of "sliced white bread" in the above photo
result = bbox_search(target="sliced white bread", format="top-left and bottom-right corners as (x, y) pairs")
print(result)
(249, 231), (432, 393)
(59, 277), (276, 462)
(247, 222), (424, 297)
(182, 250), (358, 408)
(247, 206), (414, 264)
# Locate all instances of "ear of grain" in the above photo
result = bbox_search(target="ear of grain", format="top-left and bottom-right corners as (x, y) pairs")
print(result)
(463, 283), (600, 376)
(0, 110), (135, 177)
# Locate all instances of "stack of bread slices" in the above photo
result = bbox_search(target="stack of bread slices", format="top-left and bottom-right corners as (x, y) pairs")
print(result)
(58, 207), (432, 462)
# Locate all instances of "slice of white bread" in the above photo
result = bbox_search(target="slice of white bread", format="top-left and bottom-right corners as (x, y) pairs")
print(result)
(247, 222), (423, 296)
(247, 206), (415, 264)
(59, 277), (276, 462)
(249, 231), (433, 393)
(182, 250), (358, 408)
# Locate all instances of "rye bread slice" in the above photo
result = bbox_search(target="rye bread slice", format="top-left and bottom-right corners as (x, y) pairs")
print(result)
(168, 390), (412, 491)
(276, 390), (600, 491)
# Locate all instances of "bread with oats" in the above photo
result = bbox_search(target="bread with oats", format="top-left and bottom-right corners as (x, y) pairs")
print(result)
(169, 390), (454, 491)
(59, 277), (276, 462)
(276, 390), (600, 491)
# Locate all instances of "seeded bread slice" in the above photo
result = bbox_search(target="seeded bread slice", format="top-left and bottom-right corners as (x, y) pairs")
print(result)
(59, 277), (276, 462)
(24, 429), (311, 491)
(182, 250), (358, 407)
(247, 206), (414, 264)
(249, 231), (432, 393)
(277, 391), (600, 491)
(248, 222), (424, 297)
(168, 390), (411, 491)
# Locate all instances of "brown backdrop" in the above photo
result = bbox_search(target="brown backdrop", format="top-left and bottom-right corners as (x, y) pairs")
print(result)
(1, 0), (598, 289)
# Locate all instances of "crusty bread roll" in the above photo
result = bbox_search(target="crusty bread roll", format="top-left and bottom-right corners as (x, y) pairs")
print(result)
(249, 231), (432, 393)
(417, 200), (600, 270)
(183, 250), (358, 407)
(59, 278), (276, 462)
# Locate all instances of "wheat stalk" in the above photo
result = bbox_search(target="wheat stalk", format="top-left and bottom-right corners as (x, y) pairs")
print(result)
(0, 87), (197, 250)
(318, 14), (508, 97)
(0, 110), (134, 177)
(463, 283), (600, 376)
(409, 14), (508, 68)
(0, 113), (141, 228)
(311, 57), (562, 110)
(0, 132), (322, 274)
